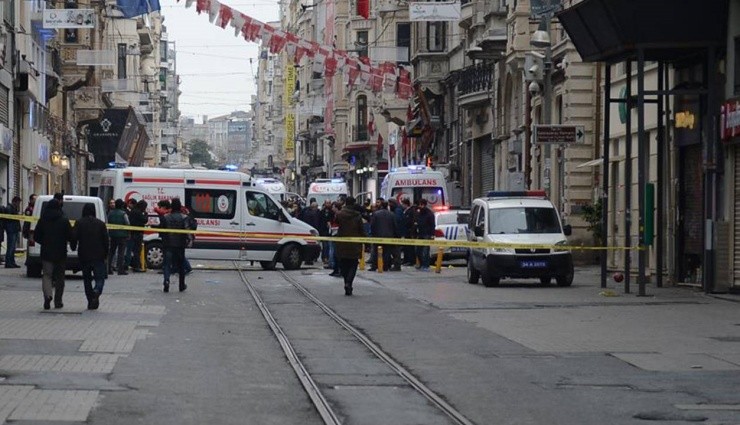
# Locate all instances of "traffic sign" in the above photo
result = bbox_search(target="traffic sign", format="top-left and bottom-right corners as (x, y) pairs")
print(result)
(534, 125), (585, 144)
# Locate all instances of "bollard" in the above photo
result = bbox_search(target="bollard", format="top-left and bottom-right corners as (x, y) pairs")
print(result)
(434, 246), (444, 273)
(359, 244), (365, 270)
(140, 245), (147, 272)
(377, 246), (383, 273)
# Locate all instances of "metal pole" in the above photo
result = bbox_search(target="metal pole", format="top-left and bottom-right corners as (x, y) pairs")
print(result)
(637, 49), (647, 297)
(656, 62), (664, 288)
(703, 47), (717, 293)
(601, 64), (611, 288)
(543, 19), (553, 199)
(624, 60), (632, 294)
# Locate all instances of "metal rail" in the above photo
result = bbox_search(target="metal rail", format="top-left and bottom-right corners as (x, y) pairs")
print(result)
(277, 270), (476, 425)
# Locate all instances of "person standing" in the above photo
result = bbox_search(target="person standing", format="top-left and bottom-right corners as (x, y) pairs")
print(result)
(414, 198), (435, 271)
(128, 199), (148, 272)
(401, 198), (416, 266)
(21, 194), (36, 242)
(3, 196), (22, 268)
(387, 198), (404, 271)
(33, 199), (72, 309)
(123, 198), (138, 272)
(319, 200), (333, 267)
(335, 197), (365, 296)
(369, 200), (397, 271)
(159, 198), (196, 293)
(107, 199), (130, 275)
(70, 203), (109, 310)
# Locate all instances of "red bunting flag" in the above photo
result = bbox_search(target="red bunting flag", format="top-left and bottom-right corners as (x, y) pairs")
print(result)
(397, 68), (412, 99)
(371, 67), (383, 93)
(196, 0), (210, 14)
(216, 3), (232, 28)
(389, 141), (396, 159)
(357, 0), (369, 19)
(244, 19), (262, 41)
(268, 30), (287, 54)
(348, 65), (360, 88)
(325, 55), (338, 77)
(377, 133), (384, 156)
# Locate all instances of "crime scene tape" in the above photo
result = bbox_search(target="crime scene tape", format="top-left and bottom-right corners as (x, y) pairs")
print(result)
(0, 212), (644, 251)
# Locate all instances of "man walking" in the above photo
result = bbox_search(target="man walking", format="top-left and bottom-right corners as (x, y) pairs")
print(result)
(414, 199), (435, 271)
(71, 203), (109, 310)
(335, 197), (365, 296)
(369, 200), (398, 271)
(319, 200), (333, 267)
(127, 199), (148, 272)
(3, 196), (22, 268)
(159, 198), (196, 293)
(107, 199), (130, 275)
(33, 199), (72, 309)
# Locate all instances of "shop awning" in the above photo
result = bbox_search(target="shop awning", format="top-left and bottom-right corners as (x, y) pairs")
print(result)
(557, 0), (728, 63)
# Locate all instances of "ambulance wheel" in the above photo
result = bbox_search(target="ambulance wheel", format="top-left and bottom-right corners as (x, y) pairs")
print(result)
(260, 260), (277, 270)
(281, 244), (302, 270)
(146, 241), (165, 270)
(27, 263), (42, 278)
(466, 260), (479, 284)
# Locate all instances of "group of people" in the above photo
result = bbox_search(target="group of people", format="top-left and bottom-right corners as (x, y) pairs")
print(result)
(25, 193), (196, 311)
(0, 195), (25, 268)
(291, 195), (436, 296)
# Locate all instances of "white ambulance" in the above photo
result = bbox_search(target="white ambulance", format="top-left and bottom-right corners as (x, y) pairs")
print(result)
(97, 167), (321, 270)
(254, 178), (287, 201)
(380, 165), (448, 211)
(306, 178), (349, 205)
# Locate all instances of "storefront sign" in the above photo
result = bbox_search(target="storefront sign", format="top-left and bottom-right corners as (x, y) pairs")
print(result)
(43, 9), (95, 29)
(721, 99), (740, 141)
(409, 1), (461, 21)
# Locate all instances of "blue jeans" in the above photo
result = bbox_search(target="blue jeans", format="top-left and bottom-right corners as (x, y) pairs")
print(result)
(415, 244), (431, 269)
(81, 260), (106, 299)
(328, 241), (336, 268)
(164, 248), (186, 286)
(5, 231), (18, 265)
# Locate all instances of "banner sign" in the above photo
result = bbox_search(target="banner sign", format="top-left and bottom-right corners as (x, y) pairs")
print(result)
(530, 0), (562, 19)
(721, 99), (740, 142)
(43, 9), (95, 29)
(409, 1), (460, 21)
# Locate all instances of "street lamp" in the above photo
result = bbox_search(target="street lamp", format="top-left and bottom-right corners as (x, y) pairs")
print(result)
(50, 151), (61, 166)
(530, 16), (553, 197)
(60, 155), (70, 170)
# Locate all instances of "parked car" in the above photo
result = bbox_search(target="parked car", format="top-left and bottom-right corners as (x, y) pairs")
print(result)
(433, 209), (470, 261)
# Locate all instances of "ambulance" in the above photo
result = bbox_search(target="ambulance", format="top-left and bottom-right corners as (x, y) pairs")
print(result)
(97, 167), (321, 270)
(380, 165), (448, 211)
(254, 178), (287, 201)
(306, 178), (349, 205)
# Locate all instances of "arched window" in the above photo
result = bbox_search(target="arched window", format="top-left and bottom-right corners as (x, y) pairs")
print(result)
(356, 95), (368, 140)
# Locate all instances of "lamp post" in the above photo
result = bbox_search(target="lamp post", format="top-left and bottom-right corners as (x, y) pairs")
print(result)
(531, 17), (553, 198)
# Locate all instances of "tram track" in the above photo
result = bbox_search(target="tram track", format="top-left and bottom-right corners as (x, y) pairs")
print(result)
(235, 262), (475, 425)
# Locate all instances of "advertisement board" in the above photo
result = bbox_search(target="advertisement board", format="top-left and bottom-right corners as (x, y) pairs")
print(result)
(43, 9), (95, 29)
(409, 1), (460, 21)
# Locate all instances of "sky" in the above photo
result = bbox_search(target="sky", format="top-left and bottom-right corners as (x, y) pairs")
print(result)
(159, 0), (280, 122)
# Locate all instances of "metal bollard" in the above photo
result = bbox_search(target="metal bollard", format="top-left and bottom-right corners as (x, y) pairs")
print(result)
(377, 246), (383, 273)
(140, 245), (147, 272)
(434, 246), (444, 273)
(359, 244), (365, 270)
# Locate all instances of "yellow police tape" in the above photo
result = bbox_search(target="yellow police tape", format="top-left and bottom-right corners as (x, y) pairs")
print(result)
(0, 212), (644, 251)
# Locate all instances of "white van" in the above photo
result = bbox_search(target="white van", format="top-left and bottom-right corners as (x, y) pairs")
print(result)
(380, 165), (447, 211)
(306, 178), (348, 205)
(97, 167), (321, 270)
(254, 178), (287, 201)
(26, 195), (107, 278)
(466, 191), (573, 287)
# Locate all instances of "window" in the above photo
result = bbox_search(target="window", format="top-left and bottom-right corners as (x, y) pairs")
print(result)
(246, 191), (282, 221)
(427, 22), (446, 52)
(356, 30), (369, 58)
(117, 43), (127, 79)
(396, 23), (410, 63)
(488, 207), (562, 234)
(185, 189), (237, 220)
(356, 95), (368, 140)
(160, 68), (167, 89)
(160, 42), (168, 62)
(735, 37), (740, 95)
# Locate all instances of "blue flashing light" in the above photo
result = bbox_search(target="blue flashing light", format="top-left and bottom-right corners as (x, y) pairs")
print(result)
(487, 190), (547, 198)
(330, 178), (344, 183)
(224, 164), (238, 171)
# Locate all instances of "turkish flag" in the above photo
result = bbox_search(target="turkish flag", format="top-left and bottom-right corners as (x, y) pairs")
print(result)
(216, 3), (232, 28)
(325, 55), (338, 77)
(196, 0), (210, 14)
(397, 68), (412, 99)
(269, 30), (287, 54)
(377, 134), (384, 156)
(348, 66), (360, 88)
(357, 0), (370, 19)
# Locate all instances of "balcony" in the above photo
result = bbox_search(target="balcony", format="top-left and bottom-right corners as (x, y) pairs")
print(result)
(458, 63), (494, 108)
(353, 125), (369, 142)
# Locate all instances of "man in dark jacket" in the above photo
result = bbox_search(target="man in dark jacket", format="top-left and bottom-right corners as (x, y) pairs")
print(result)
(401, 198), (416, 265)
(414, 198), (435, 271)
(33, 199), (72, 309)
(107, 199), (130, 275)
(369, 200), (398, 271)
(21, 194), (36, 241)
(159, 198), (196, 293)
(3, 196), (21, 268)
(71, 203), (109, 310)
(335, 197), (365, 296)
(319, 200), (333, 266)
(127, 199), (148, 272)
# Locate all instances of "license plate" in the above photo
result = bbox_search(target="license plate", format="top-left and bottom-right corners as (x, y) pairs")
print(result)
(450, 247), (467, 252)
(520, 260), (547, 268)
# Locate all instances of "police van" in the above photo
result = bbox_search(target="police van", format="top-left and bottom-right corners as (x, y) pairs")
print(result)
(306, 178), (348, 205)
(466, 191), (573, 287)
(380, 165), (447, 211)
(97, 167), (321, 270)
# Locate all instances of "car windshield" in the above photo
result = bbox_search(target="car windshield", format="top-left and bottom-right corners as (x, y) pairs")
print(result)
(40, 201), (92, 221)
(488, 207), (561, 234)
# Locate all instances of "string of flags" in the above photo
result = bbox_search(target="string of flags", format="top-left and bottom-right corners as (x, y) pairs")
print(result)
(179, 0), (413, 99)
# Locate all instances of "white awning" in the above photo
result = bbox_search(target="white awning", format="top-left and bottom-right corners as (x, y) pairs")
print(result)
(576, 158), (604, 168)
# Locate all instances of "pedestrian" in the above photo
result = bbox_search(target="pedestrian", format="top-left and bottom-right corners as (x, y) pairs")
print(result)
(335, 196), (365, 296)
(369, 200), (397, 271)
(3, 196), (22, 268)
(32, 199), (72, 309)
(107, 199), (130, 275)
(328, 201), (342, 277)
(414, 198), (435, 271)
(123, 198), (137, 272)
(159, 198), (196, 293)
(319, 200), (333, 267)
(21, 194), (36, 242)
(70, 203), (109, 310)
(387, 198), (403, 270)
(400, 198), (416, 266)
(127, 199), (148, 272)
